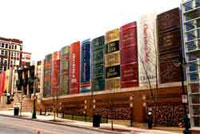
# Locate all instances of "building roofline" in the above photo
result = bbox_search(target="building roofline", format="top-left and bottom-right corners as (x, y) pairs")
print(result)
(22, 51), (31, 54)
(182, 0), (192, 4)
(0, 37), (23, 44)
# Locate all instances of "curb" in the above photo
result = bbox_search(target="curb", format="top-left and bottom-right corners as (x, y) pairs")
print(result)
(0, 114), (124, 134)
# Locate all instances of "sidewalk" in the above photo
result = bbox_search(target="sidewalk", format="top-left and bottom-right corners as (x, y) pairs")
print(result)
(0, 110), (182, 134)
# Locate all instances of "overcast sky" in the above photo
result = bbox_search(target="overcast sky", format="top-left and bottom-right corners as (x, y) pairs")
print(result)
(0, 0), (181, 61)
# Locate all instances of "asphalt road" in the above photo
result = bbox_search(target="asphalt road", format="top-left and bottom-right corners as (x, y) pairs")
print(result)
(0, 116), (110, 134)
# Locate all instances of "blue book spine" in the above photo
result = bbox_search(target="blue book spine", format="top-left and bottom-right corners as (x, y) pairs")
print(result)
(81, 39), (91, 93)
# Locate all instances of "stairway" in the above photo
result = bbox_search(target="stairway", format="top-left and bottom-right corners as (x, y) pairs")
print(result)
(12, 93), (33, 112)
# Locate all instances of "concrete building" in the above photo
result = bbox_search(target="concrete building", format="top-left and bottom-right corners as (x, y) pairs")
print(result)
(35, 60), (44, 96)
(0, 37), (23, 71)
(181, 0), (200, 132)
(21, 52), (31, 67)
(41, 8), (186, 127)
(0, 37), (32, 105)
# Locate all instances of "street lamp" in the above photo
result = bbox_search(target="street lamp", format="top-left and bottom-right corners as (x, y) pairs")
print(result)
(16, 68), (24, 116)
(93, 99), (96, 111)
(129, 96), (133, 127)
(28, 65), (39, 119)
(32, 76), (39, 119)
(180, 57), (192, 134)
(84, 100), (87, 122)
(59, 102), (65, 118)
(174, 54), (191, 134)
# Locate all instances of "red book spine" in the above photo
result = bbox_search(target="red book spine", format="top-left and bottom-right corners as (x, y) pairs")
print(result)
(69, 41), (80, 94)
(0, 73), (2, 95)
(52, 51), (60, 95)
(121, 63), (138, 88)
(120, 22), (139, 88)
(0, 72), (5, 95)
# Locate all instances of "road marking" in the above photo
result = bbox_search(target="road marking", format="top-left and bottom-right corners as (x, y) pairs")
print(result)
(0, 116), (105, 134)
(0, 117), (64, 134)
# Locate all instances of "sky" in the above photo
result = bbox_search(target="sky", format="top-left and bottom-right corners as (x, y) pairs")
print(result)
(0, 0), (182, 61)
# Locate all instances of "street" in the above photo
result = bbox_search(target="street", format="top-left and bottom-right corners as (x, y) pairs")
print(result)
(0, 116), (109, 134)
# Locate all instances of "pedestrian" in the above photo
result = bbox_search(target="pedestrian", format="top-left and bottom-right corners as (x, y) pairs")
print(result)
(37, 130), (41, 134)
(6, 92), (11, 104)
(147, 108), (153, 129)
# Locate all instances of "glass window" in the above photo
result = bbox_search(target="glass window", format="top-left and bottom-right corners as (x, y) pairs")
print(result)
(189, 64), (197, 71)
(1, 50), (4, 55)
(5, 44), (8, 48)
(192, 105), (200, 115)
(196, 19), (200, 28)
(197, 39), (200, 48)
(188, 55), (197, 61)
(191, 83), (200, 93)
(185, 21), (195, 31)
(186, 41), (196, 51)
(2, 43), (4, 47)
(190, 73), (199, 81)
(186, 31), (196, 41)
(196, 0), (200, 7)
(193, 117), (200, 127)
(5, 51), (7, 56)
(196, 40), (200, 49)
(197, 29), (200, 38)
(191, 94), (200, 104)
(185, 8), (200, 21)
(184, 1), (193, 11)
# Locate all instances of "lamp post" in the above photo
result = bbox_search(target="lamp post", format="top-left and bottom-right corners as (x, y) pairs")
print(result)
(33, 77), (39, 119)
(31, 76), (39, 119)
(129, 96), (133, 127)
(92, 98), (96, 127)
(32, 88), (37, 119)
(84, 100), (87, 122)
(59, 102), (64, 118)
(93, 99), (96, 111)
(179, 55), (191, 134)
(16, 68), (24, 116)
(28, 65), (39, 119)
(173, 53), (191, 134)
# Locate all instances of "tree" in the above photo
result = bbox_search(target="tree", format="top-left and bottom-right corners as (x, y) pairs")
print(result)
(15, 92), (24, 116)
(52, 51), (60, 121)
(105, 94), (115, 130)
(138, 14), (159, 126)
(52, 86), (59, 121)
